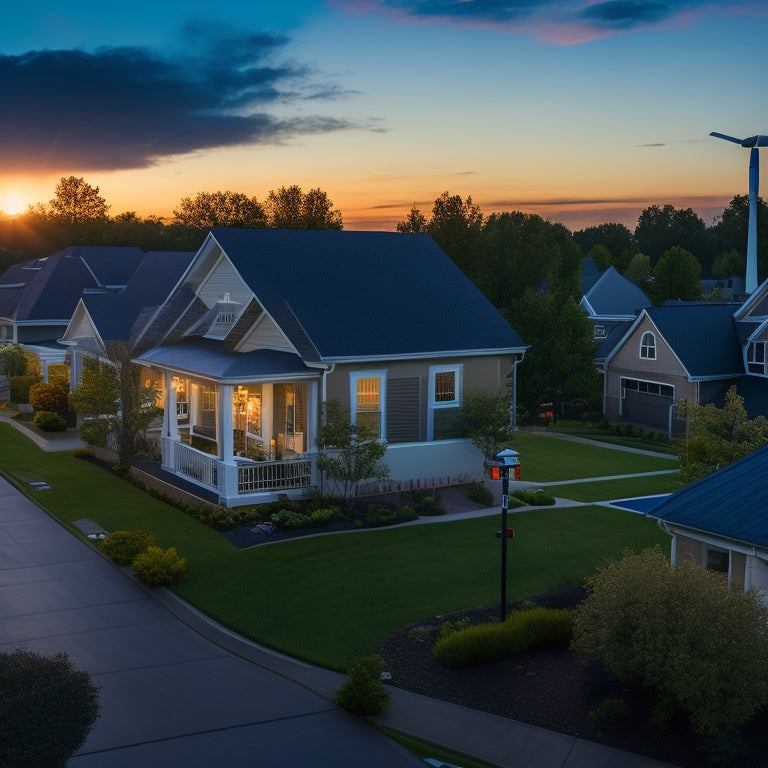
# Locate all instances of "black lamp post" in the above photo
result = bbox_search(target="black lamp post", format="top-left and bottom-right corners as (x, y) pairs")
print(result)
(485, 448), (520, 622)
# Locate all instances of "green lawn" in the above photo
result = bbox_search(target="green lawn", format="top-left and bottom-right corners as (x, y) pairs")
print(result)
(549, 472), (682, 502)
(0, 423), (672, 671)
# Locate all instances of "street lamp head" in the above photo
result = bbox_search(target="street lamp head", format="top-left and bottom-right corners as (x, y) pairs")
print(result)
(495, 448), (519, 466)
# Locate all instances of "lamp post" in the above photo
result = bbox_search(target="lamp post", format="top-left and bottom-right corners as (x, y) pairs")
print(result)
(485, 448), (520, 622)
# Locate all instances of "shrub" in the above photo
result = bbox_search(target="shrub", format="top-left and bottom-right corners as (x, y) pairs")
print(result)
(72, 446), (95, 460)
(414, 495), (446, 516)
(512, 488), (556, 506)
(33, 410), (67, 432)
(10, 374), (41, 403)
(335, 654), (390, 716)
(0, 648), (101, 768)
(270, 509), (312, 529)
(132, 546), (187, 586)
(309, 507), (338, 525)
(572, 547), (768, 737)
(99, 529), (155, 565)
(590, 697), (630, 725)
(361, 503), (418, 528)
(78, 417), (114, 448)
(29, 381), (70, 414)
(432, 607), (573, 668)
(466, 481), (494, 507)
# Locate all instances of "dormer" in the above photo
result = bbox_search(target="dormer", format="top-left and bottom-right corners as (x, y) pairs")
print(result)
(206, 292), (243, 339)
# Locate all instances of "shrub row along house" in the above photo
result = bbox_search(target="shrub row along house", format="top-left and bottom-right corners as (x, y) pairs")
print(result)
(43, 230), (527, 506)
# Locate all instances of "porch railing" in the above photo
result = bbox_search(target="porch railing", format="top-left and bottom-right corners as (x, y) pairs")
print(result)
(237, 459), (312, 494)
(175, 442), (219, 489)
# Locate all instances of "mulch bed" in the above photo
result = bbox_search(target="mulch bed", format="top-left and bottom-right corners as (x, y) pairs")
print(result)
(377, 591), (768, 768)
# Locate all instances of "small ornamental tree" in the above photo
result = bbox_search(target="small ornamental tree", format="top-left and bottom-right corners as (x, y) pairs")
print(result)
(572, 547), (768, 738)
(0, 342), (28, 377)
(452, 389), (515, 459)
(0, 648), (101, 767)
(316, 398), (389, 498)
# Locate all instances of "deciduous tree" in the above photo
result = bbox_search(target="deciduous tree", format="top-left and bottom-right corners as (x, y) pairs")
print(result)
(265, 185), (343, 230)
(173, 190), (267, 229)
(648, 245), (702, 304)
(46, 176), (110, 223)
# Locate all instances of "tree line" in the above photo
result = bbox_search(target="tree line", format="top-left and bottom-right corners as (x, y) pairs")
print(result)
(1, 177), (765, 422)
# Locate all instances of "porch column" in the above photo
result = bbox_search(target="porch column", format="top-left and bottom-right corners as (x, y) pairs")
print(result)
(163, 372), (179, 439)
(69, 350), (82, 391)
(262, 383), (274, 458)
(306, 379), (319, 452)
(219, 384), (235, 461)
(189, 382), (199, 430)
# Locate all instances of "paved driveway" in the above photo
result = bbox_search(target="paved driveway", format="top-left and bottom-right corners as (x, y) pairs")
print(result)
(0, 476), (423, 767)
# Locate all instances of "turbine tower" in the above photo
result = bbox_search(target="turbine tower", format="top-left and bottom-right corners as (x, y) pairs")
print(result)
(711, 132), (768, 295)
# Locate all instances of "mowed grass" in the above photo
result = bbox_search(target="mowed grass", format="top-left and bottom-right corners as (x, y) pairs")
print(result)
(549, 472), (683, 503)
(507, 431), (678, 482)
(0, 424), (671, 670)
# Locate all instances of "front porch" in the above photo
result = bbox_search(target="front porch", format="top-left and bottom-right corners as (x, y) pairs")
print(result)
(155, 372), (320, 506)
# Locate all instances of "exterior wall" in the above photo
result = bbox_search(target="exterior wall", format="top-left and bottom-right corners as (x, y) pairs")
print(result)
(676, 533), (706, 567)
(604, 316), (695, 430)
(326, 355), (513, 444)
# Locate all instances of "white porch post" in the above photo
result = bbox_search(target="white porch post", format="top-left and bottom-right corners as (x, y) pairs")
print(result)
(218, 383), (238, 502)
(306, 380), (319, 452)
(262, 383), (274, 458)
(69, 350), (82, 391)
(163, 372), (179, 439)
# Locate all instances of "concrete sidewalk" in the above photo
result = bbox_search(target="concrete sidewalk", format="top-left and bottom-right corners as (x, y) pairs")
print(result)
(0, 415), (680, 767)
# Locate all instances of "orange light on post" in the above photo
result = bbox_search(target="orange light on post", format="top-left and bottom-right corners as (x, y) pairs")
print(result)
(488, 465), (502, 481)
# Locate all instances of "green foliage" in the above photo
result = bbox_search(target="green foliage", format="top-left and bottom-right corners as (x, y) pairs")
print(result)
(589, 697), (630, 725)
(452, 389), (515, 459)
(47, 176), (110, 222)
(270, 509), (312, 529)
(265, 185), (343, 230)
(360, 503), (418, 527)
(9, 374), (41, 403)
(432, 607), (573, 668)
(47, 363), (70, 388)
(438, 617), (471, 640)
(72, 446), (95, 460)
(414, 495), (446, 516)
(0, 342), (28, 377)
(99, 529), (155, 565)
(132, 545), (187, 586)
(466, 481), (494, 506)
(648, 245), (702, 304)
(572, 547), (768, 737)
(0, 648), (101, 768)
(335, 654), (390, 716)
(676, 386), (768, 482)
(623, 252), (651, 281)
(512, 488), (556, 506)
(69, 357), (119, 416)
(78, 417), (114, 448)
(33, 410), (67, 432)
(29, 381), (69, 414)
(316, 398), (389, 497)
(173, 190), (267, 229)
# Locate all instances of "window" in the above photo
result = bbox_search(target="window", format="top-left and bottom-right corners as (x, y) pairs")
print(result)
(594, 324), (607, 339)
(350, 371), (386, 439)
(201, 386), (216, 412)
(621, 378), (674, 399)
(748, 341), (767, 374)
(707, 547), (729, 574)
(640, 331), (656, 360)
(429, 364), (462, 408)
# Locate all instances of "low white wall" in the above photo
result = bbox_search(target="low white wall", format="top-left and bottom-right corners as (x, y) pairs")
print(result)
(384, 439), (485, 484)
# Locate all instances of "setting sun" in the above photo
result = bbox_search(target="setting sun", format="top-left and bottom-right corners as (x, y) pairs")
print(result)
(0, 191), (28, 216)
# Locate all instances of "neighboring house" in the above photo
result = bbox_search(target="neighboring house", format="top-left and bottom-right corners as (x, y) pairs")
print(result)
(61, 250), (196, 387)
(647, 443), (768, 603)
(127, 229), (528, 506)
(0, 246), (145, 379)
(579, 263), (651, 342)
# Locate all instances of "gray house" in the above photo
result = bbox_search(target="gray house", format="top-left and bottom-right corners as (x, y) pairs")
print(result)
(120, 229), (528, 506)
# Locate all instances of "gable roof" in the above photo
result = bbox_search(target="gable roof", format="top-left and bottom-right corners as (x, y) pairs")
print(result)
(580, 266), (650, 320)
(606, 303), (742, 378)
(649, 443), (768, 549)
(193, 229), (527, 361)
(0, 246), (145, 324)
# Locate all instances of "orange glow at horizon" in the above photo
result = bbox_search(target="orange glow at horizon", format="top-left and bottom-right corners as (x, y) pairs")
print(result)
(0, 191), (29, 216)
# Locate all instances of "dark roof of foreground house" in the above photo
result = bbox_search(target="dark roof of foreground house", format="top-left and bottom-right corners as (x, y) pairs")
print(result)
(649, 443), (768, 549)
(206, 228), (528, 361)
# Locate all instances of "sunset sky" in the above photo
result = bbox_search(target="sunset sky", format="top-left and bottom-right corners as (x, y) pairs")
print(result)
(1, 1), (766, 232)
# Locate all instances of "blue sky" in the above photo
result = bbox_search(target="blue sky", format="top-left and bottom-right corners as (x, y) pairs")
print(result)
(1, 1), (766, 230)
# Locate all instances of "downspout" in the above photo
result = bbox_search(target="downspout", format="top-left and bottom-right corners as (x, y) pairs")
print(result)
(512, 354), (524, 430)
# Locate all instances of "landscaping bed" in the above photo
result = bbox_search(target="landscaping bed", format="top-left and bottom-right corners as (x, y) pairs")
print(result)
(378, 592), (768, 768)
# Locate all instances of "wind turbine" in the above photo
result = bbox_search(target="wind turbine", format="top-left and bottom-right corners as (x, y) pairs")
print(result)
(711, 132), (768, 294)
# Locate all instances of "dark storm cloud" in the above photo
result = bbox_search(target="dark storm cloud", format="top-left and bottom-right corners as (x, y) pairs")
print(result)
(0, 34), (355, 172)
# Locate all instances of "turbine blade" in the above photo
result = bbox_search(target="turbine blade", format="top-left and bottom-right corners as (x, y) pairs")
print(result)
(756, 136), (768, 147)
(710, 131), (745, 144)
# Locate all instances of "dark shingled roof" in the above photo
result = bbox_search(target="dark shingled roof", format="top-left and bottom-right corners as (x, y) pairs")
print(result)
(649, 443), (768, 549)
(645, 303), (742, 378)
(208, 229), (527, 360)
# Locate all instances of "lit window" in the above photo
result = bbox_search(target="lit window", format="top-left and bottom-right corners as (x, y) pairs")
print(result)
(350, 371), (386, 439)
(429, 365), (462, 407)
(640, 332), (656, 360)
